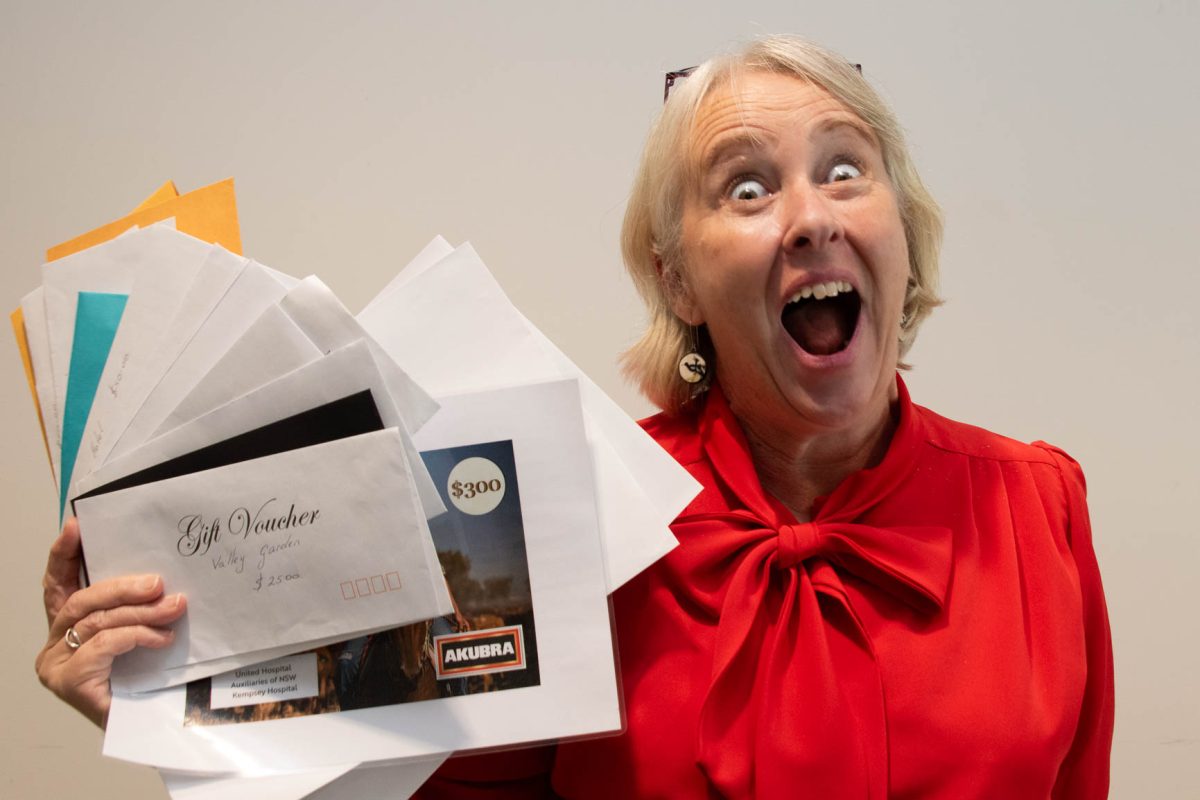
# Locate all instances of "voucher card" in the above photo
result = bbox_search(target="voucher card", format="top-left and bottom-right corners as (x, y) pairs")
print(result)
(74, 428), (452, 692)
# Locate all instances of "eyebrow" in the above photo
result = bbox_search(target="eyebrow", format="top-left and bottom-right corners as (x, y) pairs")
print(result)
(813, 115), (879, 147)
(699, 131), (771, 173)
(696, 114), (880, 175)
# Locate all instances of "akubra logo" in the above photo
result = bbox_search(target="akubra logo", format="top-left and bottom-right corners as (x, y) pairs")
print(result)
(434, 625), (525, 679)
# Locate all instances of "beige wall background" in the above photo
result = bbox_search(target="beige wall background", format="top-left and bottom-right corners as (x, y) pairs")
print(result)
(2, 1), (1196, 797)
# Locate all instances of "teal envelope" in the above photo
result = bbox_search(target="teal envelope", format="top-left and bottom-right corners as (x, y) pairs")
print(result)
(59, 291), (127, 518)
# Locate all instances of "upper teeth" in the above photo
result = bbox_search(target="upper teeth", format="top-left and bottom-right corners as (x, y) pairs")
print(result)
(788, 281), (853, 303)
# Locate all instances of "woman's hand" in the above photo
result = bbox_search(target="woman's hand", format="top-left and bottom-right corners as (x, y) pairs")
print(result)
(35, 517), (187, 727)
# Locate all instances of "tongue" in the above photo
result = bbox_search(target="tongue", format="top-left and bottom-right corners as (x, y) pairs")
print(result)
(785, 301), (849, 356)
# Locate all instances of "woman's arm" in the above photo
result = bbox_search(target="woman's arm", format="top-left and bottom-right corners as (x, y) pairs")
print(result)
(1037, 446), (1115, 799)
(34, 517), (187, 727)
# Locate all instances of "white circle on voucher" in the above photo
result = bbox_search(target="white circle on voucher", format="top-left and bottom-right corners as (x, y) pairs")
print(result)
(447, 457), (506, 516)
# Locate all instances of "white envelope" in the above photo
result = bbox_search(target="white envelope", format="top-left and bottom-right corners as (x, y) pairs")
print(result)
(359, 235), (454, 316)
(75, 428), (452, 692)
(357, 244), (549, 395)
(19, 287), (60, 486)
(160, 303), (322, 433)
(275, 277), (442, 514)
(40, 225), (145, 441)
(69, 228), (216, 490)
(278, 276), (437, 433)
(357, 242), (698, 588)
(111, 260), (298, 458)
(105, 246), (249, 455)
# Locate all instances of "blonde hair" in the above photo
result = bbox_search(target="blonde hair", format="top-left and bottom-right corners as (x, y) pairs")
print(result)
(621, 35), (943, 414)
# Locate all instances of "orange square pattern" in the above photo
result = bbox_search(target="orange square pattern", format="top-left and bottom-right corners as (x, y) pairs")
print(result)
(340, 571), (404, 600)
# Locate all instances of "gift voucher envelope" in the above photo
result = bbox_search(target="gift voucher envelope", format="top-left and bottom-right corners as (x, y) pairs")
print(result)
(74, 428), (451, 692)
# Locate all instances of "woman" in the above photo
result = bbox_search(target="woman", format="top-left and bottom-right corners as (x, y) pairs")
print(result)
(423, 35), (1113, 799)
(36, 35), (1112, 799)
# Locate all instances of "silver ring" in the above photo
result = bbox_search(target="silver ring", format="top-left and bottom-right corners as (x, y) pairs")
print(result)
(64, 627), (83, 651)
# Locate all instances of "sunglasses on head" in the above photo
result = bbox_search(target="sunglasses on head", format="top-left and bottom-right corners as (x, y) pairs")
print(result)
(663, 62), (863, 103)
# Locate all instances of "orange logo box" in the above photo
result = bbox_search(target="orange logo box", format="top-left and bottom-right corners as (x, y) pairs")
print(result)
(434, 625), (526, 679)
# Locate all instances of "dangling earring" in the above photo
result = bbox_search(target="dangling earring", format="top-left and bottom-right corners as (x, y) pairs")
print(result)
(678, 327), (708, 385)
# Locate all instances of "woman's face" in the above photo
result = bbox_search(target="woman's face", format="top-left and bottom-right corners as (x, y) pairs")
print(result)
(674, 71), (910, 445)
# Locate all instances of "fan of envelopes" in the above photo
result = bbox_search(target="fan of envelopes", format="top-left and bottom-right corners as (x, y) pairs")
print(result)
(12, 179), (699, 795)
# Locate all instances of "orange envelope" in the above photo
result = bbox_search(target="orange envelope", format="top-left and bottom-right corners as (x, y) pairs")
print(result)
(131, 179), (180, 212)
(46, 177), (240, 261)
(10, 309), (51, 468)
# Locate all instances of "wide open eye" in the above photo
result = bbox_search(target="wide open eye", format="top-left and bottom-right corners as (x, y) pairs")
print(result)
(825, 162), (862, 183)
(728, 178), (769, 201)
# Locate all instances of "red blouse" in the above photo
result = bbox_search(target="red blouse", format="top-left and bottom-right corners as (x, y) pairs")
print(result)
(422, 377), (1113, 799)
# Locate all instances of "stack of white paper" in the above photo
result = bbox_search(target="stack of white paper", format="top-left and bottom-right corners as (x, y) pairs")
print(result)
(22, 222), (455, 695)
(15, 196), (700, 799)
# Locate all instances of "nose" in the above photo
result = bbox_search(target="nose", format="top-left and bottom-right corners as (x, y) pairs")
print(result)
(780, 180), (843, 252)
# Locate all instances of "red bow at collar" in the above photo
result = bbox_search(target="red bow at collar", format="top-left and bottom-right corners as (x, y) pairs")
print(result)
(675, 381), (952, 799)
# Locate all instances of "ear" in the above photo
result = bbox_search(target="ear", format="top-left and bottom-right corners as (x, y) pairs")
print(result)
(670, 287), (705, 327)
(658, 255), (705, 326)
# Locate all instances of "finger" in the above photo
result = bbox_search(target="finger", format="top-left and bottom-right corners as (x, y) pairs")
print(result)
(46, 517), (82, 583)
(39, 624), (177, 688)
(78, 624), (177, 664)
(69, 593), (187, 646)
(49, 574), (166, 640)
(60, 625), (178, 698)
(38, 624), (177, 727)
(42, 517), (83, 624)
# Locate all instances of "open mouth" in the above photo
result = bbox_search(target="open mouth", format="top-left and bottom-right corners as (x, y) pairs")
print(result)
(781, 281), (861, 356)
